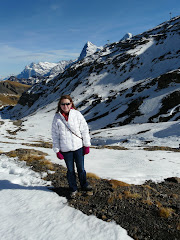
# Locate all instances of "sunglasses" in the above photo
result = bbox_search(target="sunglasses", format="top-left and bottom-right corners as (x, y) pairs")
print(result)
(61, 103), (71, 106)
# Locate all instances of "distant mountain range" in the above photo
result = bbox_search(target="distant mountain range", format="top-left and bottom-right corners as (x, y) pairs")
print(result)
(7, 42), (103, 85)
(1, 16), (180, 130)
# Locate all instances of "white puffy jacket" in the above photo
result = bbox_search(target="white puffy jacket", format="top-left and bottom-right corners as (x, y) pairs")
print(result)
(51, 109), (91, 153)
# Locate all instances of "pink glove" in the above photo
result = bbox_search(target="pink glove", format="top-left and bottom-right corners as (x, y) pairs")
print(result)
(56, 152), (64, 160)
(83, 146), (90, 155)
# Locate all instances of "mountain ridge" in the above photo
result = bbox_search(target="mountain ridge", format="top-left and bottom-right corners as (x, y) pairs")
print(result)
(1, 16), (180, 130)
(10, 42), (102, 85)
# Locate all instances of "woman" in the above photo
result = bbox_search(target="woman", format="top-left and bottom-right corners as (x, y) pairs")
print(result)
(51, 95), (92, 197)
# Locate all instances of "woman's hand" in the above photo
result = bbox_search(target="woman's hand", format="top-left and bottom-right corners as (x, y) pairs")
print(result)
(56, 152), (64, 160)
(83, 146), (90, 155)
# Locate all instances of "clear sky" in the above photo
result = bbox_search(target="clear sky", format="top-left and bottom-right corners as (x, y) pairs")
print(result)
(0, 0), (179, 79)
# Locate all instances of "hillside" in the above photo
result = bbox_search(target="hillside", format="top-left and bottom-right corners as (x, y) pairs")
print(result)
(0, 80), (31, 107)
(0, 16), (180, 240)
(1, 16), (180, 130)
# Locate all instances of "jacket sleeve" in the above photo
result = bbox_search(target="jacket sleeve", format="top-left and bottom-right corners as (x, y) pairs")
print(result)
(51, 114), (60, 153)
(78, 112), (91, 147)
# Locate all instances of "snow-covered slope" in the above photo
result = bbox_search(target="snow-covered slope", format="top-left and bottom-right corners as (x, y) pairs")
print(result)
(1, 16), (180, 130)
(17, 62), (58, 78)
(48, 60), (74, 76)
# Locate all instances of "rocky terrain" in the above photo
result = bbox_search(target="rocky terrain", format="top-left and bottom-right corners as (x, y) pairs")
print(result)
(49, 168), (180, 240)
(2, 147), (180, 240)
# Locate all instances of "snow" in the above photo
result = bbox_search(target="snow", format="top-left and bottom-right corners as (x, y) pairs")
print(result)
(0, 156), (132, 240)
(78, 41), (103, 61)
(0, 16), (180, 239)
(17, 62), (58, 79)
(120, 33), (133, 41)
(0, 106), (180, 239)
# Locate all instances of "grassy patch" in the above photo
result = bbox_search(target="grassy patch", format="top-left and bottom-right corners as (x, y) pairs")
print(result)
(22, 141), (52, 148)
(93, 145), (128, 150)
(87, 172), (100, 179)
(143, 146), (180, 152)
(159, 207), (175, 218)
(124, 190), (142, 199)
(0, 94), (20, 106)
(109, 179), (130, 188)
(1, 148), (54, 171)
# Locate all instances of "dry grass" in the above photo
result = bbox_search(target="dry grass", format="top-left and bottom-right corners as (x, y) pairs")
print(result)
(143, 199), (153, 205)
(142, 189), (153, 205)
(155, 200), (175, 218)
(87, 172), (100, 179)
(124, 190), (142, 199)
(143, 146), (180, 152)
(156, 201), (162, 208)
(104, 145), (128, 150)
(159, 207), (175, 218)
(143, 184), (158, 192)
(141, 185), (158, 206)
(20, 154), (55, 171)
(40, 160), (54, 171)
(22, 141), (52, 148)
(5, 80), (30, 88)
(0, 94), (20, 106)
(2, 148), (54, 171)
(171, 194), (178, 199)
(109, 179), (130, 188)
(93, 145), (128, 150)
(20, 154), (45, 163)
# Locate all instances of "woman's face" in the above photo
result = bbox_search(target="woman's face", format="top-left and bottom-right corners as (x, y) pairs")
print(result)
(60, 98), (72, 113)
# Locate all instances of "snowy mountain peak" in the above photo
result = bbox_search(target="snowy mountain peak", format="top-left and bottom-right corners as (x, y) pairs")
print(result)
(78, 41), (103, 61)
(120, 33), (133, 41)
(3, 15), (180, 130)
(17, 62), (58, 79)
(15, 60), (73, 83)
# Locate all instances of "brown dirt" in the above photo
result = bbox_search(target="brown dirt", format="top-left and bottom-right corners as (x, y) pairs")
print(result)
(1, 149), (180, 240)
(45, 164), (180, 240)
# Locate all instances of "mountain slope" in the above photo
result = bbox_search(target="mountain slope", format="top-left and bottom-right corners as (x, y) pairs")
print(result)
(0, 80), (31, 107)
(17, 62), (58, 79)
(12, 42), (102, 85)
(1, 16), (180, 130)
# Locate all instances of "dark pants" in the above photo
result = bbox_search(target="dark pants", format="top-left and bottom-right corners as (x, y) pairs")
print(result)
(63, 147), (88, 192)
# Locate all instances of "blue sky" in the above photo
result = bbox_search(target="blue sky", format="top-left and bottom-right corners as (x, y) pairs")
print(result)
(0, 0), (179, 78)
